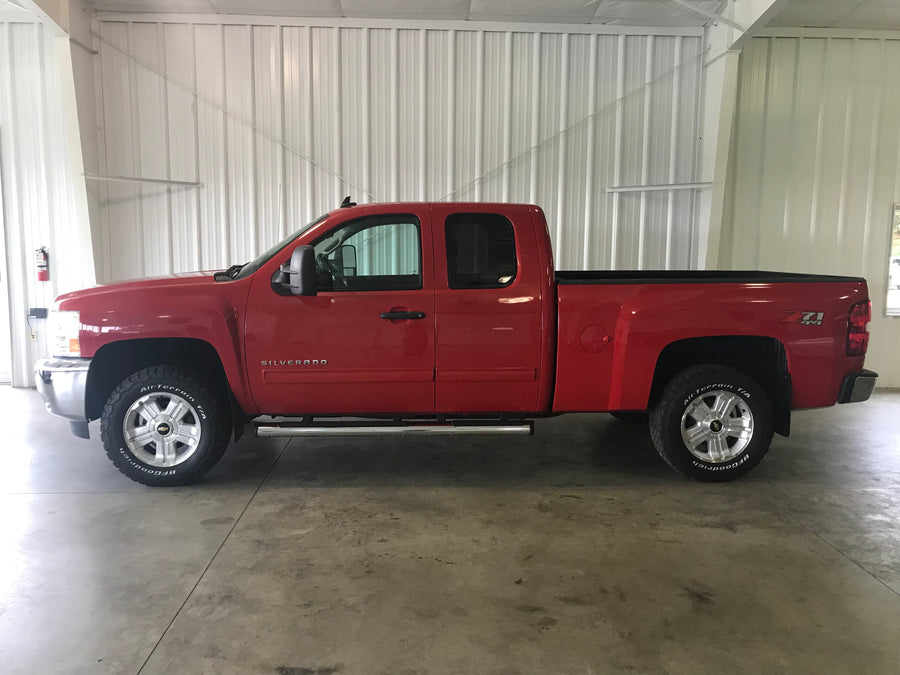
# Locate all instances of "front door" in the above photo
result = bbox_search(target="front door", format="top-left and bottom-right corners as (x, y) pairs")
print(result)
(245, 210), (435, 415)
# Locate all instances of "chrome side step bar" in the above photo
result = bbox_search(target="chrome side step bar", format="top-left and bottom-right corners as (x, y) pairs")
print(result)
(256, 423), (533, 438)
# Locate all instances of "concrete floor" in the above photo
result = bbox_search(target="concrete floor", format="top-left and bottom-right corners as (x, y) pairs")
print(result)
(1, 388), (899, 675)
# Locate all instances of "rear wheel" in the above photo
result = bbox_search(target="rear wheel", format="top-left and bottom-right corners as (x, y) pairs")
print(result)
(100, 366), (230, 486)
(649, 364), (773, 481)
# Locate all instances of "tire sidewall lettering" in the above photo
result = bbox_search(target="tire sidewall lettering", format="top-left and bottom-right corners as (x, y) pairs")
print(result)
(116, 446), (178, 476)
(138, 384), (208, 420)
(683, 382), (751, 407)
(692, 452), (751, 472)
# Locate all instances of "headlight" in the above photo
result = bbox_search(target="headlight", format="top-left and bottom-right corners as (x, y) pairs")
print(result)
(49, 308), (81, 357)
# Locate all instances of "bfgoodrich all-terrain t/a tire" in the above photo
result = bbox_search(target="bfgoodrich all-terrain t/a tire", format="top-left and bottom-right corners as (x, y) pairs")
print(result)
(100, 366), (231, 486)
(649, 364), (774, 482)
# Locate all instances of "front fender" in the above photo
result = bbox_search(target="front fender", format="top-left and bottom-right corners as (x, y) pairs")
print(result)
(61, 276), (257, 414)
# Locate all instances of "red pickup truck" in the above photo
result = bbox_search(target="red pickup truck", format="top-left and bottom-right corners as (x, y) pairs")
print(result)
(35, 201), (877, 486)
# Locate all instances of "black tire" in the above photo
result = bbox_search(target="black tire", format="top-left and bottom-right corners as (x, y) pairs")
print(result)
(609, 411), (649, 424)
(649, 364), (773, 482)
(100, 366), (231, 486)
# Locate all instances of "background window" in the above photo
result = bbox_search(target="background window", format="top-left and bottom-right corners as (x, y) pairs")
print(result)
(445, 213), (517, 289)
(314, 216), (421, 291)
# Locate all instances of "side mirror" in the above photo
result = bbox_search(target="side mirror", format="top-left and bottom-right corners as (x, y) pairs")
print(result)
(287, 245), (317, 296)
(340, 244), (357, 277)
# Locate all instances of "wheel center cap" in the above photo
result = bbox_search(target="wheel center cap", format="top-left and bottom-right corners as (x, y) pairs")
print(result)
(709, 419), (724, 433)
(156, 422), (172, 436)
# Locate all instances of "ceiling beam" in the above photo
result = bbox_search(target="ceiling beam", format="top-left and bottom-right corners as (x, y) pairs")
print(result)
(10, 0), (68, 35)
(662, 0), (745, 31)
(730, 0), (793, 50)
(830, 0), (869, 29)
(588, 0), (607, 23)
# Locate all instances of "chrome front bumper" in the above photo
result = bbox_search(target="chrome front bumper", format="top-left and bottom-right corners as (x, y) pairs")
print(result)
(34, 358), (91, 438)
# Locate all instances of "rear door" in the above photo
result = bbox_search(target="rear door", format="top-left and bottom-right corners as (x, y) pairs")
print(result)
(244, 208), (435, 415)
(431, 204), (545, 413)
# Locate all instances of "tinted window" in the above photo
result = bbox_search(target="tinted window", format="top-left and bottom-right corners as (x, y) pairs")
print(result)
(445, 213), (517, 289)
(313, 215), (421, 292)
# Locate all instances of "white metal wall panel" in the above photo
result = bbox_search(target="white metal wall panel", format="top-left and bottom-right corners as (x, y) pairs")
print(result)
(194, 23), (229, 271)
(224, 25), (256, 266)
(164, 23), (200, 273)
(724, 35), (900, 387)
(0, 21), (96, 386)
(93, 18), (704, 280)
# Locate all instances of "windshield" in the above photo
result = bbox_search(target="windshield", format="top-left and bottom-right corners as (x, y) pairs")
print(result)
(231, 214), (328, 280)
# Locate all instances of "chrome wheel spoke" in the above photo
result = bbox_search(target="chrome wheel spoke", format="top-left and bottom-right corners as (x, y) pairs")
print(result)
(706, 435), (728, 462)
(711, 392), (739, 417)
(125, 425), (155, 447)
(154, 437), (178, 465)
(683, 424), (710, 450)
(685, 398), (713, 424)
(172, 426), (199, 447)
(165, 398), (190, 423)
(725, 417), (752, 439)
(136, 400), (161, 423)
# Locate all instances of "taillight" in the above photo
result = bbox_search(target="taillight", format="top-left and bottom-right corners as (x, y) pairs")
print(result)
(846, 300), (871, 356)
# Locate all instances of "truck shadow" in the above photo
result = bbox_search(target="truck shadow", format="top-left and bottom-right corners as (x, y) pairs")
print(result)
(211, 414), (680, 488)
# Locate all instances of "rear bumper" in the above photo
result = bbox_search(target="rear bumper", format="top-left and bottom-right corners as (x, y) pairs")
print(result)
(34, 357), (91, 438)
(837, 369), (878, 404)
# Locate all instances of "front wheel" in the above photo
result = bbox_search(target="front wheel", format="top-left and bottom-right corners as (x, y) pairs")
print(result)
(649, 364), (773, 481)
(100, 366), (231, 486)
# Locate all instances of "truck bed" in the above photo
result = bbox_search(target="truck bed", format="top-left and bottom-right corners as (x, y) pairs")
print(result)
(552, 270), (870, 413)
(556, 270), (866, 285)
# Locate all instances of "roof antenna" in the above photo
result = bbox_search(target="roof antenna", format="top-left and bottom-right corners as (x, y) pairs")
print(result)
(340, 195), (357, 208)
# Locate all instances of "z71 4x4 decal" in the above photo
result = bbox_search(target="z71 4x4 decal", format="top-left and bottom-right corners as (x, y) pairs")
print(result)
(781, 310), (824, 326)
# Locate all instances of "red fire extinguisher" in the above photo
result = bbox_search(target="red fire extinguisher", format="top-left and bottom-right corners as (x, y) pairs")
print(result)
(36, 246), (49, 282)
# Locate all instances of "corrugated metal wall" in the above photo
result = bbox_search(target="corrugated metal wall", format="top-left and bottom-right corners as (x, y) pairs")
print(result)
(724, 35), (900, 387)
(93, 18), (705, 281)
(0, 21), (95, 387)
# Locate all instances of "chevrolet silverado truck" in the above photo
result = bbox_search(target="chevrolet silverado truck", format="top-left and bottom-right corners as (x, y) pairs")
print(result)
(35, 201), (878, 486)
